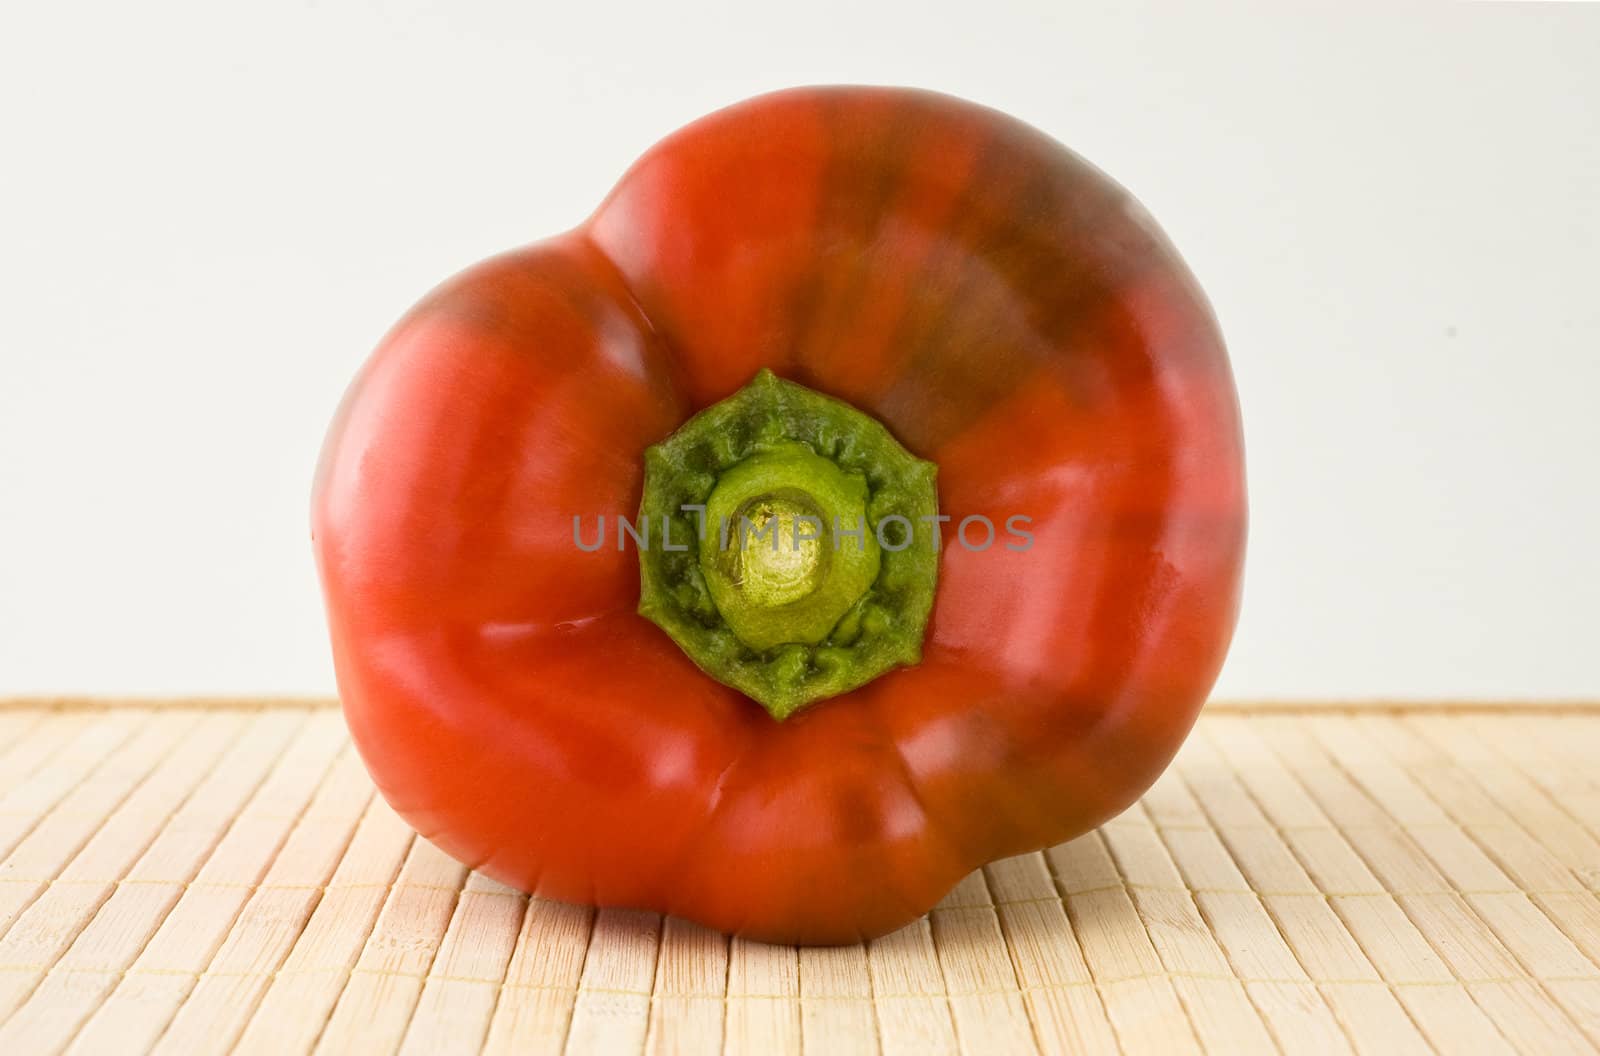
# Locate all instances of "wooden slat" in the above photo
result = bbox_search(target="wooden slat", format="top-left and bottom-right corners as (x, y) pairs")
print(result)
(930, 872), (1039, 1055)
(1168, 734), (1428, 1055)
(724, 933), (801, 1053)
(0, 711), (148, 863)
(866, 917), (958, 1056)
(645, 918), (727, 1055)
(65, 710), (345, 1054)
(1048, 836), (1200, 1054)
(482, 898), (593, 1054)
(1095, 805), (1277, 1056)
(984, 853), (1118, 1056)
(562, 908), (661, 1056)
(800, 943), (877, 1056)
(0, 712), (243, 1020)
(312, 837), (468, 1053)
(232, 795), (415, 1055)
(0, 710), (77, 796)
(0, 710), (307, 1055)
(149, 748), (377, 1054)
(0, 703), (1598, 1054)
(0, 711), (200, 936)
(1245, 716), (1597, 1052)
(1415, 715), (1600, 882)
(398, 873), (528, 1055)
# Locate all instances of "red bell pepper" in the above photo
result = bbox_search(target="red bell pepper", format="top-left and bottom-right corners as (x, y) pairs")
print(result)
(312, 86), (1246, 944)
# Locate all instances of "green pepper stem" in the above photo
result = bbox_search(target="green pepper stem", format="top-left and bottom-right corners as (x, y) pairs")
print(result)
(636, 370), (939, 720)
(699, 443), (881, 652)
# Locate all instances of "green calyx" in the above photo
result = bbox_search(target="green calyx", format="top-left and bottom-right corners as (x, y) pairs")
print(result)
(637, 370), (939, 720)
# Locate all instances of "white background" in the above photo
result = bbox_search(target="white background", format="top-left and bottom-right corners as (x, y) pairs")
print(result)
(2, 3), (1596, 701)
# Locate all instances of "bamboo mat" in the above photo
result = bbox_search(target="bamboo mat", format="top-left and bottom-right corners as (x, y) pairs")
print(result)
(0, 703), (1597, 1054)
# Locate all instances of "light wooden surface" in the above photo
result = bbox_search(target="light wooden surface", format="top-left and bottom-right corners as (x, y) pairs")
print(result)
(0, 702), (1596, 1055)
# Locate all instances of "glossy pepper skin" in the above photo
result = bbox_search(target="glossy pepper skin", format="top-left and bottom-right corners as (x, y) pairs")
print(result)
(312, 86), (1246, 944)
